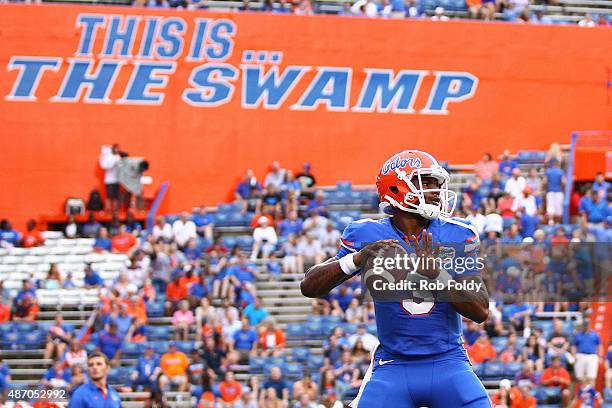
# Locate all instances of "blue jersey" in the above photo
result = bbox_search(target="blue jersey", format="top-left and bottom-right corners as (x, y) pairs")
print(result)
(336, 216), (481, 357)
(68, 382), (121, 408)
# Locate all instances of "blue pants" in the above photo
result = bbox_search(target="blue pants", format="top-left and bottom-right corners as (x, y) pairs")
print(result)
(352, 349), (491, 408)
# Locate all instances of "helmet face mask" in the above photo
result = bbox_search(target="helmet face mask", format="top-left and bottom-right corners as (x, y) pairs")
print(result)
(377, 151), (457, 220)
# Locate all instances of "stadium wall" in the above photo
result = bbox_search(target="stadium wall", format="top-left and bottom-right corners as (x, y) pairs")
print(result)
(1, 4), (611, 227)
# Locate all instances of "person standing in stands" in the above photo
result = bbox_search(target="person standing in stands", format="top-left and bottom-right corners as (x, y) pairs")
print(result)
(68, 352), (121, 407)
(99, 144), (121, 213)
(544, 159), (566, 224)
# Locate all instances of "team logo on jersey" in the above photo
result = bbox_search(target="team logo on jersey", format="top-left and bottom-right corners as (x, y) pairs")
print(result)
(381, 157), (422, 175)
(438, 246), (456, 259)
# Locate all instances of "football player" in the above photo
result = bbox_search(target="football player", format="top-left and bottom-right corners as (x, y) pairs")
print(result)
(301, 150), (491, 407)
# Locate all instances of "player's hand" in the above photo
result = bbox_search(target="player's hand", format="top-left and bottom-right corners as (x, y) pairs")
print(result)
(408, 229), (440, 279)
(353, 239), (400, 267)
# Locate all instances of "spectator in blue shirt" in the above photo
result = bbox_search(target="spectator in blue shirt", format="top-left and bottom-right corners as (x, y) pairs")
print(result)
(111, 305), (133, 339)
(42, 360), (72, 389)
(0, 219), (20, 247)
(130, 346), (161, 392)
(192, 207), (214, 241)
(544, 160), (566, 223)
(572, 321), (601, 385)
(243, 297), (269, 326)
(189, 274), (208, 302)
(84, 264), (104, 288)
(498, 150), (519, 177)
(81, 213), (102, 238)
(97, 323), (123, 365)
(518, 210), (539, 238)
(307, 190), (329, 217)
(236, 169), (262, 200)
(0, 357), (11, 401)
(93, 227), (112, 252)
(593, 172), (609, 200)
(69, 352), (121, 408)
(580, 189), (607, 224)
(278, 211), (303, 237)
(501, 224), (523, 244)
(232, 318), (258, 363)
(13, 280), (36, 308)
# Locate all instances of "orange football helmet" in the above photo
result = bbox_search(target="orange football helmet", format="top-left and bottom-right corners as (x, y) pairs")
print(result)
(376, 150), (456, 220)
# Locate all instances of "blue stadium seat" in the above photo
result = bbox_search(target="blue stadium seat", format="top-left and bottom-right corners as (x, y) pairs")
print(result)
(249, 356), (266, 373)
(367, 324), (377, 335)
(491, 337), (508, 351)
(148, 341), (168, 354)
(123, 342), (145, 358)
(483, 362), (504, 380)
(0, 323), (14, 335)
(218, 203), (241, 213)
(146, 302), (165, 318)
(503, 361), (522, 377)
(307, 355), (324, 370)
(15, 322), (37, 332)
(604, 388), (612, 402)
(284, 362), (303, 380)
(337, 182), (352, 192)
(343, 323), (358, 334)
(305, 321), (323, 337)
(320, 315), (342, 325)
(214, 213), (229, 226)
(286, 323), (306, 338)
(472, 363), (484, 377)
(421, 0), (438, 10)
(542, 386), (561, 401)
(176, 341), (196, 354)
(2, 332), (19, 350)
(266, 356), (286, 368)
(107, 367), (124, 385)
(223, 236), (237, 249)
(147, 326), (171, 341)
(292, 347), (311, 362)
(237, 236), (254, 249)
(84, 342), (97, 354)
(21, 331), (43, 349)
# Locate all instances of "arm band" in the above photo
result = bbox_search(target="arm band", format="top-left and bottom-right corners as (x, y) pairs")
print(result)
(338, 253), (357, 275)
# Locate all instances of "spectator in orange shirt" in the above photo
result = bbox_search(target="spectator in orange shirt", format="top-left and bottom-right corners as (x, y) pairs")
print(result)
(468, 333), (497, 364)
(541, 356), (572, 405)
(259, 320), (286, 357)
(21, 219), (44, 248)
(122, 295), (147, 323)
(179, 268), (199, 291)
(111, 225), (138, 254)
(0, 297), (10, 323)
(511, 380), (537, 408)
(159, 342), (189, 392)
(165, 272), (188, 315)
(219, 371), (242, 404)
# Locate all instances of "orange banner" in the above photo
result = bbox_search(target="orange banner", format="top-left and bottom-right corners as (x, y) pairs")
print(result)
(1, 4), (611, 228)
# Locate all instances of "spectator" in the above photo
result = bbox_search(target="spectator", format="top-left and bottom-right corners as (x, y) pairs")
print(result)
(236, 169), (263, 213)
(578, 12), (596, 26)
(172, 300), (194, 341)
(348, 323), (377, 352)
(522, 334), (545, 371)
(307, 190), (329, 217)
(97, 322), (123, 365)
(43, 263), (63, 289)
(296, 163), (317, 199)
(294, 393), (318, 408)
(94, 227), (112, 252)
(431, 6), (449, 20)
(192, 207), (214, 241)
(511, 380), (537, 408)
(82, 213), (102, 238)
(0, 219), (20, 248)
(65, 215), (78, 239)
(502, 223), (523, 244)
(605, 341), (612, 389)
(572, 383), (601, 407)
(86, 189), (104, 212)
(541, 356), (571, 404)
(259, 320), (286, 356)
(220, 371), (242, 404)
(84, 264), (105, 288)
(547, 319), (572, 363)
(320, 222), (341, 257)
(514, 361), (538, 384)
(281, 170), (301, 197)
(43, 314), (71, 361)
(231, 317), (258, 363)
(463, 321), (483, 346)
(63, 340), (87, 369)
(262, 366), (289, 403)
(0, 296), (10, 323)
(13, 294), (39, 322)
(112, 224), (138, 254)
(0, 357), (10, 404)
(187, 349), (207, 387)
(261, 184), (283, 217)
(468, 333), (497, 364)
(278, 211), (303, 237)
(130, 345), (161, 392)
(202, 337), (227, 377)
(166, 271), (188, 314)
(244, 297), (269, 326)
(491, 379), (512, 408)
(21, 219), (44, 248)
(544, 159), (565, 223)
(172, 212), (197, 249)
(297, 233), (325, 267)
(251, 216), (278, 260)
(593, 171), (609, 199)
(293, 372), (318, 402)
(530, 9), (552, 23)
(264, 161), (286, 189)
(159, 342), (189, 392)
(505, 168), (527, 198)
(572, 320), (601, 386)
(512, 186), (537, 217)
(499, 332), (520, 362)
(42, 360), (71, 390)
(153, 216), (173, 242)
(498, 192), (515, 218)
(99, 144), (121, 212)
(518, 208), (539, 239)
(580, 189), (607, 224)
(498, 150), (519, 177)
(525, 168), (542, 198)
(281, 234), (302, 274)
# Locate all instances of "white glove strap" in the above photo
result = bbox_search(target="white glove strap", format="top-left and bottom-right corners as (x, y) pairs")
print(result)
(338, 253), (357, 275)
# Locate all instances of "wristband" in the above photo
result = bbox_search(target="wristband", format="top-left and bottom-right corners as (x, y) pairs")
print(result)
(338, 253), (358, 275)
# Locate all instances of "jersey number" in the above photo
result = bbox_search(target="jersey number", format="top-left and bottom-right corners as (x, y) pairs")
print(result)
(401, 290), (435, 315)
